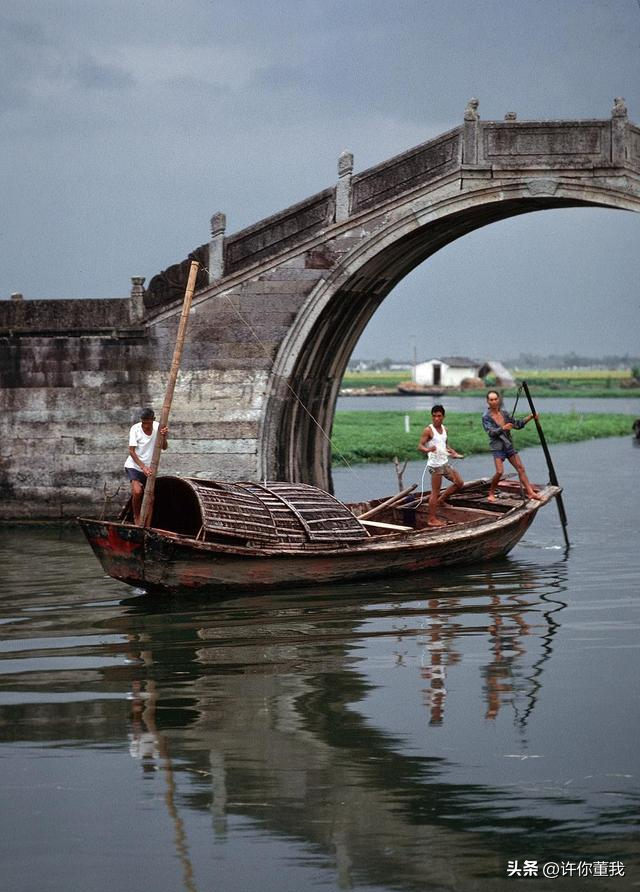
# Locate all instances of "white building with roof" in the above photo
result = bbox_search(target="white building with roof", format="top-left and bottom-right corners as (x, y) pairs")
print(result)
(414, 357), (479, 387)
(413, 357), (515, 388)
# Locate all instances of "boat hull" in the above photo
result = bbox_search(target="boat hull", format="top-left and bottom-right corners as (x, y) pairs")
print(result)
(78, 489), (552, 594)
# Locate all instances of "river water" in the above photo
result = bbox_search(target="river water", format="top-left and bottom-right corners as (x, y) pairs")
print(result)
(1, 436), (639, 892)
(337, 394), (640, 414)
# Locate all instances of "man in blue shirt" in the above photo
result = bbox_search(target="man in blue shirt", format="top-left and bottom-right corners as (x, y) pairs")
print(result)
(482, 390), (541, 501)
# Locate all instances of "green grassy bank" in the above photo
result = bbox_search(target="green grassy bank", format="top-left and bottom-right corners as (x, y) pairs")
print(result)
(331, 411), (635, 465)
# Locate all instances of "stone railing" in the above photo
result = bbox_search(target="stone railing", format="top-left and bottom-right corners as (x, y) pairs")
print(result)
(131, 98), (640, 311)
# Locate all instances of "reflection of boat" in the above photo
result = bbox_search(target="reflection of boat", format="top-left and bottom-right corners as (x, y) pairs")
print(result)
(396, 381), (445, 396)
(78, 477), (561, 595)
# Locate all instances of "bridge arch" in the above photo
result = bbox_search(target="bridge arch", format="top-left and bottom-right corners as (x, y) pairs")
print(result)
(261, 183), (640, 491)
(3, 102), (640, 518)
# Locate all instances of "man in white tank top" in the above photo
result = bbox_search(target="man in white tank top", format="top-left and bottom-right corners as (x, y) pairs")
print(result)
(417, 405), (464, 527)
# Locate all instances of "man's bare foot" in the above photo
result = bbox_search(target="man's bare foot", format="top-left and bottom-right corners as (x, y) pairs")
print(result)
(487, 492), (497, 502)
(527, 491), (543, 501)
(427, 518), (447, 527)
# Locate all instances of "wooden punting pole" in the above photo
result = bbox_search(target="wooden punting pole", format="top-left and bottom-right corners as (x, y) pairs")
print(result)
(521, 380), (570, 548)
(139, 260), (199, 528)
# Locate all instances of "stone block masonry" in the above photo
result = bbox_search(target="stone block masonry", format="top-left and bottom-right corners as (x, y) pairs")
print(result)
(0, 263), (326, 518)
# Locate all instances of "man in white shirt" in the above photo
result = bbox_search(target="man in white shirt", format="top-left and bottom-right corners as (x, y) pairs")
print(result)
(417, 405), (464, 527)
(124, 408), (169, 524)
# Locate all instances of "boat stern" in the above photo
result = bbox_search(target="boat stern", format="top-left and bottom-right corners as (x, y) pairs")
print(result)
(78, 519), (146, 586)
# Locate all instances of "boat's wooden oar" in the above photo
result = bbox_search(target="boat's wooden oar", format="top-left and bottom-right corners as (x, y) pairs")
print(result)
(357, 484), (417, 520)
(521, 380), (570, 548)
(139, 261), (200, 528)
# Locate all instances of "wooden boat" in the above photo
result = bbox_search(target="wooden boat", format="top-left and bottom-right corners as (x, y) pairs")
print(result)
(396, 381), (445, 396)
(78, 476), (561, 595)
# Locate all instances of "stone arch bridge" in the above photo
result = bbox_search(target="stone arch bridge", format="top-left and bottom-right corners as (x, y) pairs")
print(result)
(1, 100), (639, 518)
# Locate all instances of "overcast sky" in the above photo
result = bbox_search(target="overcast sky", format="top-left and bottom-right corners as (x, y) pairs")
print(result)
(2, 0), (639, 359)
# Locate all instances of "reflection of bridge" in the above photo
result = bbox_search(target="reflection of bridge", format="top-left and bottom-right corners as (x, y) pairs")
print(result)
(1, 99), (639, 515)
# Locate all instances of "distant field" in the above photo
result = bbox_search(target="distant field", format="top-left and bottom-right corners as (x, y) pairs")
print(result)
(510, 369), (634, 391)
(342, 371), (406, 388)
(331, 410), (635, 465)
(341, 369), (637, 397)
(517, 369), (632, 380)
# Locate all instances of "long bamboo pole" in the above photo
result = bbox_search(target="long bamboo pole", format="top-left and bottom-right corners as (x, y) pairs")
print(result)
(521, 380), (570, 548)
(139, 260), (199, 528)
(357, 484), (417, 520)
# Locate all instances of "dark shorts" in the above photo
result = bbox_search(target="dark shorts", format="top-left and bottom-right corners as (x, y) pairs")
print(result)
(126, 468), (147, 485)
(493, 446), (517, 461)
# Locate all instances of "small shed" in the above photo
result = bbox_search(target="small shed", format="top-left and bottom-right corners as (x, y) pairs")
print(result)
(414, 356), (479, 387)
(477, 361), (515, 388)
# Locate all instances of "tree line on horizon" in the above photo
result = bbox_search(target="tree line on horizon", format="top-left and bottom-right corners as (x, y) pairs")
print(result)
(347, 352), (640, 372)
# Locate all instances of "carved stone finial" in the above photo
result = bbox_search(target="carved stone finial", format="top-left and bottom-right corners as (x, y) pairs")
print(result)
(209, 213), (226, 282)
(611, 98), (628, 166)
(210, 212), (226, 237)
(612, 97), (628, 118)
(464, 98), (479, 121)
(335, 151), (354, 224)
(463, 99), (480, 164)
(130, 276), (145, 296)
(338, 150), (354, 178)
(504, 111), (517, 121)
(129, 277), (145, 322)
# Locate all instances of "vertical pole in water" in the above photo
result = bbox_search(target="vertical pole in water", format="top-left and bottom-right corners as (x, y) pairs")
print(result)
(521, 380), (570, 549)
(139, 261), (199, 528)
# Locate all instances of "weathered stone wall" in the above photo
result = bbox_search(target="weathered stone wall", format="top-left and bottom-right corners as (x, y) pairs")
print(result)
(0, 297), (135, 336)
(0, 264), (330, 519)
(147, 261), (328, 483)
(0, 297), (151, 518)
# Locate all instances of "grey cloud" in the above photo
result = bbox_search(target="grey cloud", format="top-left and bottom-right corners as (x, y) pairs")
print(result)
(72, 58), (135, 91)
(0, 11), (48, 46)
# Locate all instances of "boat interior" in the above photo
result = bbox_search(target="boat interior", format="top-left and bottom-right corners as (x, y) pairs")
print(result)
(118, 476), (535, 548)
(348, 480), (531, 537)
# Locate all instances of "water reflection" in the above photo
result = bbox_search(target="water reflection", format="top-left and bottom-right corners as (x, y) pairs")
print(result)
(117, 567), (571, 888)
(104, 560), (635, 891)
(416, 585), (546, 727)
(1, 518), (639, 891)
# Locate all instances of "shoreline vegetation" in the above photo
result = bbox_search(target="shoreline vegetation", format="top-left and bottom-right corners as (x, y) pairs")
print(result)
(340, 369), (640, 399)
(331, 411), (635, 465)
